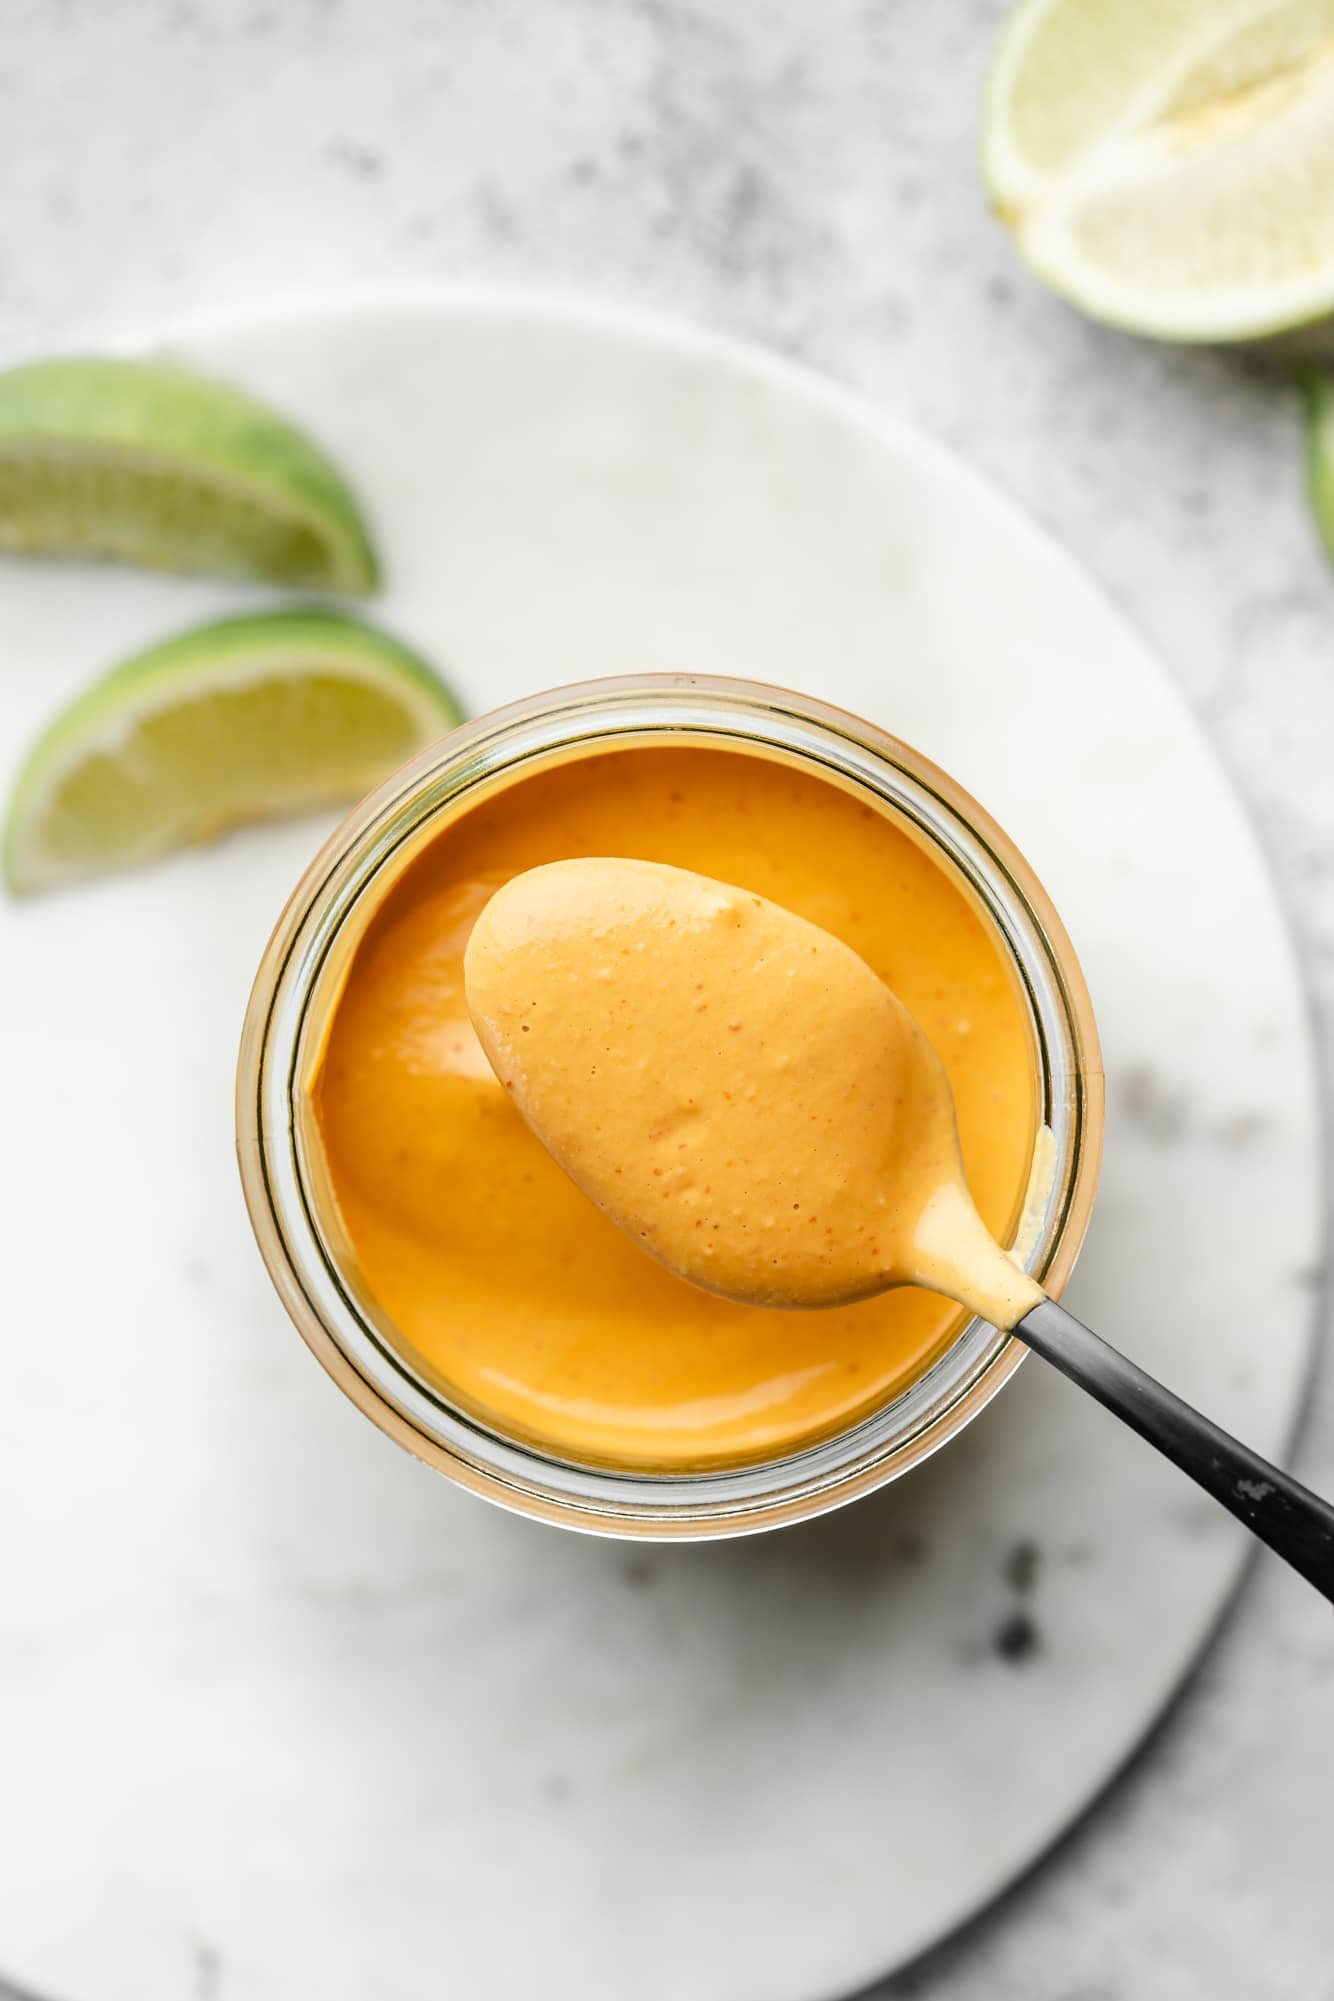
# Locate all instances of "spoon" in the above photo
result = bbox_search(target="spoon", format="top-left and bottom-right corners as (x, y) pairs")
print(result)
(466, 856), (1334, 1601)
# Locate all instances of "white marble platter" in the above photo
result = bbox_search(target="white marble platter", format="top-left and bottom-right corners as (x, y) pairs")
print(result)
(0, 292), (1320, 2001)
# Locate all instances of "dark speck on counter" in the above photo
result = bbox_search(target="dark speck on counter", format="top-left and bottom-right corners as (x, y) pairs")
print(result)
(993, 1611), (1041, 1664)
(1004, 1538), (1041, 1595)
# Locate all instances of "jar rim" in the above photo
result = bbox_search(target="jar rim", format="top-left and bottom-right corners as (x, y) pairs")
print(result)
(236, 674), (1104, 1539)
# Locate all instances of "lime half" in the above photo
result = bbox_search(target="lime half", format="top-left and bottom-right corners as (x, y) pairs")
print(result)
(984, 0), (1334, 343)
(0, 357), (379, 590)
(5, 610), (462, 893)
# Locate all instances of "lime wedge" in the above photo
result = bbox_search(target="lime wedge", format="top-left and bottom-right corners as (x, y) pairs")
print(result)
(983, 0), (1334, 342)
(5, 610), (462, 893)
(0, 357), (379, 590)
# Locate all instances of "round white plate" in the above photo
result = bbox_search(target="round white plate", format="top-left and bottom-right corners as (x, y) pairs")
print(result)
(0, 293), (1320, 2001)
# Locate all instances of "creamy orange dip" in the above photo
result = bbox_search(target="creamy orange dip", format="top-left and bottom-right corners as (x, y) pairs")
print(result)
(466, 858), (1043, 1328)
(310, 745), (1037, 1468)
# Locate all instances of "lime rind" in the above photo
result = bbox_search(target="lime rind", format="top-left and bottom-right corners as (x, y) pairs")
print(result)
(28, 607), (455, 741)
(0, 357), (379, 591)
(4, 610), (462, 894)
(1303, 369), (1334, 561)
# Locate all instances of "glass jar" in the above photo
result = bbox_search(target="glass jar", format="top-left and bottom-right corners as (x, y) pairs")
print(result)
(237, 676), (1103, 1539)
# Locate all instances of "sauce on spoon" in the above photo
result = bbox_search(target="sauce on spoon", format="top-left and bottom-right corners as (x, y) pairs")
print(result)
(465, 857), (1043, 1328)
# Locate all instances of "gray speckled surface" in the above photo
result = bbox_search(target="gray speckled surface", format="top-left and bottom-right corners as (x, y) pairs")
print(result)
(1, 2), (1331, 1997)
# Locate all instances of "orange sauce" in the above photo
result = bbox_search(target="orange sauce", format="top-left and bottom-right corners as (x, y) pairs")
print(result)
(310, 744), (1037, 1467)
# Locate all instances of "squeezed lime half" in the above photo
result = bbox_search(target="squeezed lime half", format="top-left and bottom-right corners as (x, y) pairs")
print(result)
(984, 0), (1334, 342)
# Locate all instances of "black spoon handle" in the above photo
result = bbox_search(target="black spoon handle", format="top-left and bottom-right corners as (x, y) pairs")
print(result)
(1014, 1298), (1334, 1604)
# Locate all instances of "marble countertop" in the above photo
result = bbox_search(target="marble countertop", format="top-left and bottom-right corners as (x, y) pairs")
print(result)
(2, 2), (1331, 1996)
